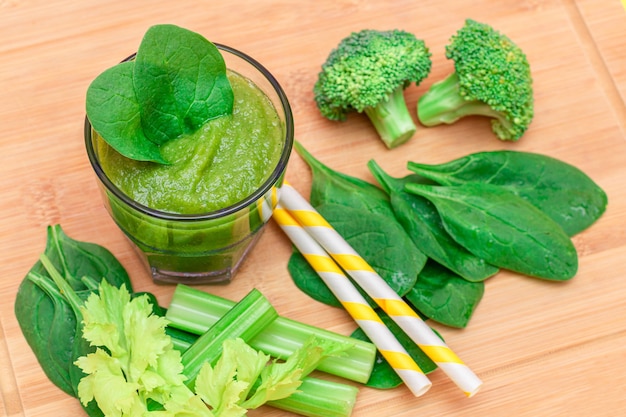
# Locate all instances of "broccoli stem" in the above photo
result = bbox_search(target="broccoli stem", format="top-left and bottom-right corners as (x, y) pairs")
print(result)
(417, 73), (511, 129)
(363, 85), (417, 149)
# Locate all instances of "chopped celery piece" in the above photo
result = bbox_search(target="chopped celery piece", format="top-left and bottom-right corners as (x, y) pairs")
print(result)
(169, 330), (358, 417)
(171, 287), (359, 417)
(269, 376), (359, 417)
(168, 327), (359, 417)
(166, 284), (376, 384)
(165, 326), (198, 351)
(180, 288), (278, 383)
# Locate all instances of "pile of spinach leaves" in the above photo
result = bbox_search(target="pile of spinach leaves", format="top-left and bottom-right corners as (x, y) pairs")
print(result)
(287, 143), (607, 389)
(14, 225), (161, 416)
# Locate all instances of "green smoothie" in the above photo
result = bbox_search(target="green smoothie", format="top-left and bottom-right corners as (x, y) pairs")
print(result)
(86, 26), (293, 283)
(98, 70), (285, 214)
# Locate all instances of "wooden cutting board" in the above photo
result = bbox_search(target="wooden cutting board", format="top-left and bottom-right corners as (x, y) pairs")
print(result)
(1, 1), (626, 415)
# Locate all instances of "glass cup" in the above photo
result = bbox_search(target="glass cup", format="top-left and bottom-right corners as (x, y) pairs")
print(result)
(85, 44), (294, 285)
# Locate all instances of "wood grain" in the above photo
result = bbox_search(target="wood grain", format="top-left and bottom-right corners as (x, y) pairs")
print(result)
(1, 1), (625, 416)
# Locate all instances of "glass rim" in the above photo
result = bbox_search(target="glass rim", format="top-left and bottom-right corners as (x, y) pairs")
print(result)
(84, 43), (294, 222)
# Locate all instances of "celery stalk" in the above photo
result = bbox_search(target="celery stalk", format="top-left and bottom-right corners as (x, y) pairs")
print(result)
(180, 288), (278, 383)
(168, 286), (359, 417)
(166, 284), (376, 384)
(168, 331), (359, 417)
(269, 377), (359, 417)
(165, 326), (198, 351)
(170, 332), (358, 417)
(171, 332), (359, 417)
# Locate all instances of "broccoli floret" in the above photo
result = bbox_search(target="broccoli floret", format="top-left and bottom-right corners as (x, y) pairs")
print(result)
(314, 29), (432, 148)
(417, 19), (534, 141)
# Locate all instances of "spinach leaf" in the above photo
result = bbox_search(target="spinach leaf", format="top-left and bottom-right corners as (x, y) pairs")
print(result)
(18, 271), (78, 395)
(294, 141), (395, 216)
(405, 261), (484, 328)
(26, 269), (105, 417)
(14, 225), (133, 398)
(86, 61), (166, 163)
(368, 160), (498, 282)
(288, 204), (423, 306)
(287, 248), (342, 308)
(316, 204), (422, 298)
(350, 311), (438, 389)
(86, 24), (234, 163)
(405, 183), (578, 280)
(134, 24), (234, 144)
(408, 151), (608, 236)
(289, 142), (426, 306)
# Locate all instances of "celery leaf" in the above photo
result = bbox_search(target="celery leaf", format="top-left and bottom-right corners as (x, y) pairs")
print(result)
(242, 337), (349, 409)
(75, 281), (196, 415)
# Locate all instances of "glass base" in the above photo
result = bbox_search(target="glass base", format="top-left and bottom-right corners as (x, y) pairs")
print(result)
(151, 267), (236, 285)
(129, 227), (266, 285)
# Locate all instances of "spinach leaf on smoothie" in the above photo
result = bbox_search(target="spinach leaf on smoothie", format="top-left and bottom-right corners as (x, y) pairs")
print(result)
(134, 24), (234, 144)
(86, 24), (234, 163)
(86, 61), (165, 163)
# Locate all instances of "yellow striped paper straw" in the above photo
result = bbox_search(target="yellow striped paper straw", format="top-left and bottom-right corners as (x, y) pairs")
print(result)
(279, 182), (483, 397)
(256, 185), (281, 223)
(273, 203), (432, 397)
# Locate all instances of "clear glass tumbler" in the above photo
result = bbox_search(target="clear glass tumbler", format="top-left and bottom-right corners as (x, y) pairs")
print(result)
(85, 44), (294, 284)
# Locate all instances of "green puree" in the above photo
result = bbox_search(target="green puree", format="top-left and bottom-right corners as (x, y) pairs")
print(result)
(98, 70), (284, 214)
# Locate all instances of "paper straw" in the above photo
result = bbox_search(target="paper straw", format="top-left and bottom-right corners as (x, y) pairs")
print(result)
(279, 182), (483, 397)
(256, 185), (281, 223)
(273, 204), (432, 397)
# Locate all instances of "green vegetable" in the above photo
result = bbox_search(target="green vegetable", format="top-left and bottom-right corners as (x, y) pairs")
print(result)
(267, 377), (358, 417)
(407, 150), (608, 236)
(75, 281), (186, 415)
(180, 288), (278, 385)
(164, 330), (361, 417)
(166, 326), (201, 351)
(165, 284), (376, 385)
(310, 203), (422, 300)
(18, 227), (362, 417)
(350, 311), (438, 389)
(86, 61), (165, 163)
(23, 270), (92, 395)
(405, 182), (578, 280)
(368, 160), (498, 282)
(295, 141), (396, 217)
(86, 24), (234, 163)
(417, 19), (533, 141)
(314, 29), (432, 148)
(290, 142), (426, 303)
(287, 249), (342, 308)
(75, 282), (356, 417)
(14, 225), (132, 397)
(196, 337), (352, 417)
(405, 261), (485, 328)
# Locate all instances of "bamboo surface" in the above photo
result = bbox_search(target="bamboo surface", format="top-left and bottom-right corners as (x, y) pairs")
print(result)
(1, 1), (626, 416)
